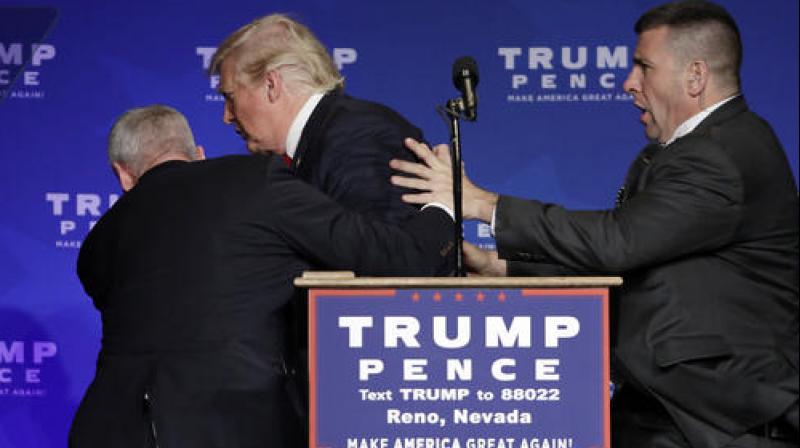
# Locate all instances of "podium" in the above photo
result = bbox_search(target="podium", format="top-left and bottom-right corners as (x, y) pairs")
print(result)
(295, 272), (622, 448)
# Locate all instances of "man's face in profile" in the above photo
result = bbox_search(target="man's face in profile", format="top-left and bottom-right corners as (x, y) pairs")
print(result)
(219, 57), (285, 154)
(624, 26), (686, 144)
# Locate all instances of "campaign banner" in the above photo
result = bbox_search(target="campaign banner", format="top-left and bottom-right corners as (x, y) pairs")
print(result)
(309, 288), (610, 448)
(1, 2), (793, 445)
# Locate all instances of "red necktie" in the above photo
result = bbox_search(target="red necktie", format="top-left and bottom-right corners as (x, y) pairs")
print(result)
(282, 154), (292, 167)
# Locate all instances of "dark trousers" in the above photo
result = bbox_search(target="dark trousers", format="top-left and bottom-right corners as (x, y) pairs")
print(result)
(611, 386), (797, 448)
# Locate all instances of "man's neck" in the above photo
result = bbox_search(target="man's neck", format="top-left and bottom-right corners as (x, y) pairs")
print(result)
(663, 93), (739, 146)
(150, 152), (193, 169)
(284, 91), (325, 159)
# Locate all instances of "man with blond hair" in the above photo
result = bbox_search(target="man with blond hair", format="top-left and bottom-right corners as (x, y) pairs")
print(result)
(210, 13), (424, 225)
(209, 15), (447, 436)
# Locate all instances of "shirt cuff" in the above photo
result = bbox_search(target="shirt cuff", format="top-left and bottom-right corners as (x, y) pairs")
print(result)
(490, 204), (498, 236)
(422, 202), (455, 221)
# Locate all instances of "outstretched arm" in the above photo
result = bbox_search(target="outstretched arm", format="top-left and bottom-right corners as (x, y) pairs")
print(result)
(263, 159), (454, 277)
(463, 241), (507, 277)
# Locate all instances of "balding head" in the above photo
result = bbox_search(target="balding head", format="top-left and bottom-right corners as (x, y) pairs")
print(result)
(108, 105), (203, 191)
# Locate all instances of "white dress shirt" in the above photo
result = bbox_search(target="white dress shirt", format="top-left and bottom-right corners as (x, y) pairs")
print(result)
(284, 92), (324, 160)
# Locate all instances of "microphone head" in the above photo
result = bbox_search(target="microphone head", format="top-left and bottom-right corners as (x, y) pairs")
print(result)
(452, 56), (479, 91)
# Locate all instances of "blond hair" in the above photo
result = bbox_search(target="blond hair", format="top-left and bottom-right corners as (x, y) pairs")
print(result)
(210, 14), (343, 95)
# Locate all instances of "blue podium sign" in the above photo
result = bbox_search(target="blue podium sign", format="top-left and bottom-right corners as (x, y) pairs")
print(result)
(309, 287), (610, 448)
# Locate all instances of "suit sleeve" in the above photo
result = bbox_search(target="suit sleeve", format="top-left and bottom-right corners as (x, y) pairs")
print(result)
(76, 210), (113, 309)
(263, 162), (454, 277)
(506, 261), (583, 276)
(496, 137), (744, 272)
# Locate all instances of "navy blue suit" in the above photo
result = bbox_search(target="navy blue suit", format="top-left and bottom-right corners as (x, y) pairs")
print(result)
(292, 90), (424, 225)
(69, 154), (453, 448)
(285, 91), (455, 437)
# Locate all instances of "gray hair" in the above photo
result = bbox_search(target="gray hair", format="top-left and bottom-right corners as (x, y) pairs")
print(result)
(209, 13), (344, 95)
(108, 105), (198, 177)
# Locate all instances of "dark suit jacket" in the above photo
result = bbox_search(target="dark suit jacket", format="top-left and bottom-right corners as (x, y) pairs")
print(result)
(69, 154), (453, 448)
(495, 97), (799, 448)
(287, 90), (455, 431)
(292, 90), (424, 225)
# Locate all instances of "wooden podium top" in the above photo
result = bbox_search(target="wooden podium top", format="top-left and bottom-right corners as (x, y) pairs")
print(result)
(294, 271), (623, 288)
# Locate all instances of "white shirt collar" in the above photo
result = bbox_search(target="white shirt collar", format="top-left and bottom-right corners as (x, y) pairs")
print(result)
(663, 94), (738, 146)
(285, 92), (325, 159)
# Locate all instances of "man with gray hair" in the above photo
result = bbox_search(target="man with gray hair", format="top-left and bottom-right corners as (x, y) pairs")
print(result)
(107, 105), (205, 191)
(69, 105), (454, 447)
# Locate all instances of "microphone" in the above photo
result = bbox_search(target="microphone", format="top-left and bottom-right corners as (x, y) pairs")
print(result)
(452, 56), (479, 121)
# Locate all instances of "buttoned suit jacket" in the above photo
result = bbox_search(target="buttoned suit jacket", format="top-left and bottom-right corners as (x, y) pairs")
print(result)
(496, 97), (799, 448)
(69, 154), (453, 448)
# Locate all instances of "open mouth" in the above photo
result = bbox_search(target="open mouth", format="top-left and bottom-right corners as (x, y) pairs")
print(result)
(633, 102), (650, 123)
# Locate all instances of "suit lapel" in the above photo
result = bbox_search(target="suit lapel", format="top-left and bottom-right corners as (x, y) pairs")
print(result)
(617, 143), (660, 206)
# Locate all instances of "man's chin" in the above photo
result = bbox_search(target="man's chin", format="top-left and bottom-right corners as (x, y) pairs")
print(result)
(246, 144), (284, 156)
(644, 126), (661, 142)
(245, 141), (266, 153)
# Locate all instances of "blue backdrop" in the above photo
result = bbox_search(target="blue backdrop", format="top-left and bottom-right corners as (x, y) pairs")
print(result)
(1, 1), (797, 445)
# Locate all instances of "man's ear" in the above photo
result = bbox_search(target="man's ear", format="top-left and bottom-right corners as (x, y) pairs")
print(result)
(686, 60), (709, 97)
(194, 145), (206, 161)
(264, 70), (283, 103)
(112, 161), (137, 192)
